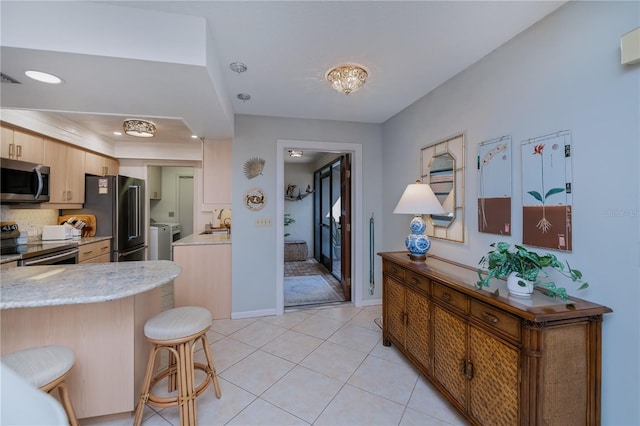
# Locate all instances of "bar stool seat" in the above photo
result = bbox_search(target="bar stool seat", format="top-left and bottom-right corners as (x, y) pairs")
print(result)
(134, 306), (221, 426)
(2, 345), (79, 426)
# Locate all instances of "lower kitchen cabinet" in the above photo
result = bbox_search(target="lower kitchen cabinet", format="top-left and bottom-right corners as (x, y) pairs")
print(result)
(380, 252), (612, 426)
(173, 243), (231, 319)
(78, 239), (111, 263)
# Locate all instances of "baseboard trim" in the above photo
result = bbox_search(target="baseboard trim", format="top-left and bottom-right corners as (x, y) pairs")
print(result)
(231, 308), (278, 319)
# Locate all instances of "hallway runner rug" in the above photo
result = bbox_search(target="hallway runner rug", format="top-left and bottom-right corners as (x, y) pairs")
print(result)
(284, 275), (342, 306)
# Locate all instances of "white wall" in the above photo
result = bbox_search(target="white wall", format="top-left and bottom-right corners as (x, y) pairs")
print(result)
(381, 2), (639, 424)
(149, 167), (194, 225)
(232, 115), (383, 316)
(284, 163), (315, 249)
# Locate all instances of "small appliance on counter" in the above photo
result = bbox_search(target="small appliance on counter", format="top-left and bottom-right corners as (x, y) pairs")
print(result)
(42, 225), (75, 241)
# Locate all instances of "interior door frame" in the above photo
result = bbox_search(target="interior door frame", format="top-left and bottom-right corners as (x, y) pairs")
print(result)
(276, 140), (363, 314)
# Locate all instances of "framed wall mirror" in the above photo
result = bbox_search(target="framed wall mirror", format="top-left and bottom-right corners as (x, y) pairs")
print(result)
(421, 134), (465, 243)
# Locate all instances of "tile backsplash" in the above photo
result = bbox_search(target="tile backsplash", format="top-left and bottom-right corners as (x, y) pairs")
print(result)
(0, 206), (58, 238)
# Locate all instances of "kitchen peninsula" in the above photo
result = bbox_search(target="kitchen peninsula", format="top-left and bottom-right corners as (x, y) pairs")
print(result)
(172, 232), (231, 319)
(0, 261), (180, 419)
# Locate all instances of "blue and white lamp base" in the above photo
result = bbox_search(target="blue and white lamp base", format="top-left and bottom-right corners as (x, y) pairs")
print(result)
(405, 215), (431, 261)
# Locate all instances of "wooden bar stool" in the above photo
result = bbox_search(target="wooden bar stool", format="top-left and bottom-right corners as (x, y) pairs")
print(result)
(134, 306), (222, 426)
(1, 345), (79, 426)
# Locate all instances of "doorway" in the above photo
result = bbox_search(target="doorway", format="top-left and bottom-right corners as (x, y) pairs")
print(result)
(276, 140), (363, 313)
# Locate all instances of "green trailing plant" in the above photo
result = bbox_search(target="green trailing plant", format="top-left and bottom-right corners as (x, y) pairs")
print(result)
(284, 213), (295, 237)
(476, 242), (589, 300)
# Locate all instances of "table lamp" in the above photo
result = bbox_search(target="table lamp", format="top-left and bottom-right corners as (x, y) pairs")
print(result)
(393, 180), (445, 261)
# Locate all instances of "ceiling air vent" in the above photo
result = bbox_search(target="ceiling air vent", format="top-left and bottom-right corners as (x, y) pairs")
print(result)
(1, 73), (22, 84)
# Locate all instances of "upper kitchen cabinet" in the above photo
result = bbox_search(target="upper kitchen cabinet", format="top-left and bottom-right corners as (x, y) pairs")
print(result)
(44, 138), (85, 206)
(85, 151), (118, 176)
(202, 140), (232, 205)
(148, 166), (162, 200)
(1, 124), (44, 164)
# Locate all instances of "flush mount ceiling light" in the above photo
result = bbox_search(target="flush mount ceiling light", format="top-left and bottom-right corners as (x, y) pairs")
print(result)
(237, 93), (251, 102)
(25, 70), (63, 84)
(229, 62), (248, 74)
(122, 119), (156, 138)
(325, 64), (368, 95)
(288, 150), (303, 158)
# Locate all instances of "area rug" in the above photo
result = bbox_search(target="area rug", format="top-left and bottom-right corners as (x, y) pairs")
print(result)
(284, 275), (342, 306)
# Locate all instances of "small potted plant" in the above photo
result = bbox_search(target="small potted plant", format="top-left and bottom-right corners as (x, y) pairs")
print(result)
(284, 213), (296, 238)
(476, 242), (589, 300)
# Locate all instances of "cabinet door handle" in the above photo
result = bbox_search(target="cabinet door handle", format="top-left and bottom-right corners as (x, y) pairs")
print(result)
(463, 360), (474, 380)
(9, 143), (15, 157)
(402, 312), (408, 327)
(442, 292), (452, 302)
(482, 312), (499, 324)
(83, 250), (93, 255)
(16, 144), (22, 158)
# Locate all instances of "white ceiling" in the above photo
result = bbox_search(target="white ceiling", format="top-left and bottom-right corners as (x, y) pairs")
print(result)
(0, 1), (565, 147)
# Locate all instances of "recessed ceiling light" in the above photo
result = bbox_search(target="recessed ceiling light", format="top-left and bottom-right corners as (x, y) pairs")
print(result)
(191, 135), (198, 139)
(237, 93), (251, 102)
(229, 62), (248, 74)
(25, 70), (63, 84)
(113, 131), (122, 136)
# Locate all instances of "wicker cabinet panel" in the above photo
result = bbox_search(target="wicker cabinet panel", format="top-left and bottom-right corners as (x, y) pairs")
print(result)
(433, 305), (467, 408)
(384, 276), (406, 346)
(405, 288), (430, 371)
(542, 324), (588, 426)
(469, 325), (519, 425)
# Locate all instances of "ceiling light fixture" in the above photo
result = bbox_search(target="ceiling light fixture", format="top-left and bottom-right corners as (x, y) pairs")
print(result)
(25, 70), (63, 84)
(237, 93), (251, 102)
(325, 64), (368, 95)
(289, 150), (303, 158)
(229, 62), (248, 74)
(122, 119), (156, 138)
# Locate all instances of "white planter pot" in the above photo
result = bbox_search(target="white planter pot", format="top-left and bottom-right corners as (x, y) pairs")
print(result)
(507, 272), (534, 298)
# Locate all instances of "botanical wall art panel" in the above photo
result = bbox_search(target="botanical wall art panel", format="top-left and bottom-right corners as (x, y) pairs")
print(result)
(477, 136), (512, 235)
(521, 130), (572, 251)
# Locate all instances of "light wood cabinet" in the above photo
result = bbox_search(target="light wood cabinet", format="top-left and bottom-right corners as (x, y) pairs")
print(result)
(85, 151), (118, 176)
(1, 125), (44, 163)
(148, 166), (162, 200)
(173, 243), (231, 319)
(1, 261), (18, 269)
(202, 140), (232, 204)
(380, 252), (612, 426)
(78, 239), (111, 263)
(383, 266), (430, 372)
(44, 138), (86, 205)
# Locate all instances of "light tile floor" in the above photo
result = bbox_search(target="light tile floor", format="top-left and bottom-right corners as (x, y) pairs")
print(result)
(82, 304), (467, 426)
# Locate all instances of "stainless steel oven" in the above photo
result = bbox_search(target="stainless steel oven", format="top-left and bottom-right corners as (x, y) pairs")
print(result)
(15, 245), (79, 266)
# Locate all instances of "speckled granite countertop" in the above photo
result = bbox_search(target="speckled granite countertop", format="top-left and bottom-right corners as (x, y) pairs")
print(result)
(0, 260), (180, 309)
(172, 233), (231, 246)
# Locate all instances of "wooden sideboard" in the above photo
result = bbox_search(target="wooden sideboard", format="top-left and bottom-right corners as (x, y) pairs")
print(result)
(379, 252), (612, 426)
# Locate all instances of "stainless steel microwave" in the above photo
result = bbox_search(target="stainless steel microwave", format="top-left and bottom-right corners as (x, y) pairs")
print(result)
(0, 158), (50, 203)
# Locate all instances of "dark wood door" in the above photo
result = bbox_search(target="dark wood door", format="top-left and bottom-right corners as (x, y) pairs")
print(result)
(340, 153), (351, 301)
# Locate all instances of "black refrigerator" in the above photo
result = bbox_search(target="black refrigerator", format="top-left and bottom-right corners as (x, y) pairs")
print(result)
(66, 175), (146, 261)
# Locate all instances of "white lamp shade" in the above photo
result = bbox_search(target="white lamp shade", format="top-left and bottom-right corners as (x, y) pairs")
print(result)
(393, 182), (445, 215)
